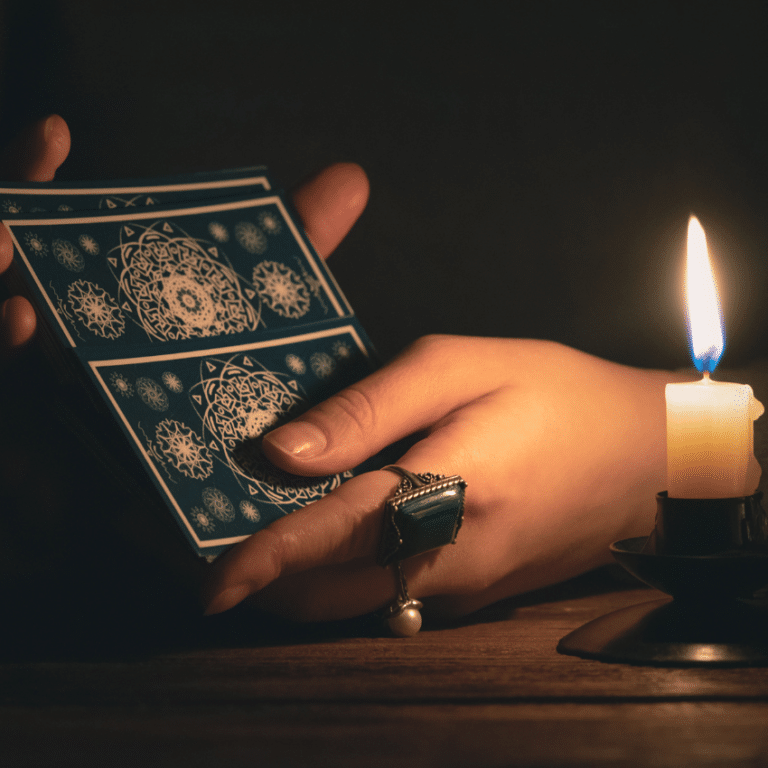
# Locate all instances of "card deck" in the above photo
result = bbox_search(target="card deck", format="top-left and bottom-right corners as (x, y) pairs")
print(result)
(2, 169), (381, 558)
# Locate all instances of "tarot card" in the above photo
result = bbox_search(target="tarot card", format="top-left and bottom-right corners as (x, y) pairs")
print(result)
(4, 193), (352, 351)
(78, 319), (378, 557)
(0, 166), (272, 214)
(3, 169), (385, 560)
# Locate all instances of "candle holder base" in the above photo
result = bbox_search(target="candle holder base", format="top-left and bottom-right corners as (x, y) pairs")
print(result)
(557, 537), (768, 666)
(558, 493), (768, 666)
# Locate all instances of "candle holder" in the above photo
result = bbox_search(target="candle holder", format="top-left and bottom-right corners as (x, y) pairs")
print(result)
(557, 492), (768, 665)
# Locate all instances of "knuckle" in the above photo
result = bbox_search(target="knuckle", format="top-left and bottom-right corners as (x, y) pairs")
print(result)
(407, 333), (454, 358)
(259, 528), (292, 584)
(322, 384), (379, 437)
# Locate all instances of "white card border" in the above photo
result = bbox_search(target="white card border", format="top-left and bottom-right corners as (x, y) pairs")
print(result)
(0, 175), (270, 196)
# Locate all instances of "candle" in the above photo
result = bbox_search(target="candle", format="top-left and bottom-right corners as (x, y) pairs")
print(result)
(665, 216), (764, 499)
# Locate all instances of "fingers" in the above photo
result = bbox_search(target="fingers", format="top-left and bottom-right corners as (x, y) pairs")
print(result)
(202, 470), (400, 616)
(0, 222), (14, 275)
(0, 114), (71, 182)
(291, 162), (369, 259)
(261, 335), (515, 476)
(0, 296), (36, 350)
(0, 115), (70, 352)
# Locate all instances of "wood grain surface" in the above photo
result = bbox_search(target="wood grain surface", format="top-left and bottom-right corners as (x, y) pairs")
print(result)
(4, 574), (768, 767)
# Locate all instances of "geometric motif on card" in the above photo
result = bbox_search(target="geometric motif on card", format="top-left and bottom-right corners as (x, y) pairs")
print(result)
(113, 220), (260, 341)
(190, 353), (342, 507)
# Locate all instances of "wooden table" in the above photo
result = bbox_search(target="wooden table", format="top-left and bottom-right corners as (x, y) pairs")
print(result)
(3, 571), (768, 767)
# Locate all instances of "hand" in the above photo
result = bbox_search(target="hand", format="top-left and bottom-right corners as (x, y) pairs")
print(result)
(203, 336), (692, 621)
(0, 115), (71, 352)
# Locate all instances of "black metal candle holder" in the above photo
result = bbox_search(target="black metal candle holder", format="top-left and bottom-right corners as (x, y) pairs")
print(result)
(557, 492), (768, 665)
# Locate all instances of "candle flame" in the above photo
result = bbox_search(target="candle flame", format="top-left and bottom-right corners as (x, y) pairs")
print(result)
(685, 216), (724, 372)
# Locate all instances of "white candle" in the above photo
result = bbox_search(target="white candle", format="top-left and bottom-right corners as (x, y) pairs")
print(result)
(665, 216), (764, 499)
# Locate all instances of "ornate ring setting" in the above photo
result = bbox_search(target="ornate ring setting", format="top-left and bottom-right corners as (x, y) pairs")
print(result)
(377, 465), (467, 637)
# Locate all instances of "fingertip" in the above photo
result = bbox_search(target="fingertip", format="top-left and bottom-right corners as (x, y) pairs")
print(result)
(292, 162), (369, 259)
(30, 114), (71, 182)
(0, 295), (37, 350)
(0, 114), (71, 183)
(202, 583), (251, 616)
(0, 225), (13, 274)
(262, 422), (328, 466)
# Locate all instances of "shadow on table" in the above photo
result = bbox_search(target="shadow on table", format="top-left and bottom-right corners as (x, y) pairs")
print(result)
(1, 557), (649, 663)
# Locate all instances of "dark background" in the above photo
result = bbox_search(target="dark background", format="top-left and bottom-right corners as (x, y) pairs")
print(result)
(2, 0), (767, 368)
(2, 1), (768, 653)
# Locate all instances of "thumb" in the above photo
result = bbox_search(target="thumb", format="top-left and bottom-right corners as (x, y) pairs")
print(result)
(261, 335), (506, 476)
(0, 114), (71, 182)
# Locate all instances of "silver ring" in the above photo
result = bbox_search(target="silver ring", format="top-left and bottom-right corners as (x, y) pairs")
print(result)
(378, 465), (467, 636)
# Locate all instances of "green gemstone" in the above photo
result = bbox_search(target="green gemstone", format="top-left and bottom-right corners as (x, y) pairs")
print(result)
(394, 482), (465, 561)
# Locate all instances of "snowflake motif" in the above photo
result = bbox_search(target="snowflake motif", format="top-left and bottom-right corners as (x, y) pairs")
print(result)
(251, 261), (310, 318)
(239, 500), (261, 523)
(258, 210), (282, 235)
(285, 353), (306, 374)
(23, 232), (47, 257)
(235, 221), (267, 254)
(52, 239), (85, 272)
(310, 351), (336, 379)
(155, 419), (213, 479)
(78, 234), (100, 255)
(202, 487), (235, 522)
(161, 371), (184, 393)
(109, 372), (133, 397)
(191, 507), (216, 533)
(1, 200), (21, 214)
(57, 204), (73, 212)
(67, 280), (125, 339)
(136, 377), (170, 411)
(208, 221), (229, 242)
(332, 340), (352, 360)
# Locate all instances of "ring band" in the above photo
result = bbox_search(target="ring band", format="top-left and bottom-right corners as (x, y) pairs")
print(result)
(378, 465), (467, 636)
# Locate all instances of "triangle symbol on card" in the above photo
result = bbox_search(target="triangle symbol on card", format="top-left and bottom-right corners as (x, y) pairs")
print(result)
(163, 222), (173, 233)
(209, 441), (219, 451)
(105, 199), (117, 209)
(248, 484), (258, 496)
(208, 247), (218, 258)
(192, 394), (202, 404)
(123, 226), (134, 236)
(206, 361), (216, 372)
(245, 288), (256, 300)
(108, 257), (117, 267)
(146, 197), (156, 205)
(343, 470), (353, 479)
(242, 356), (253, 367)
(122, 302), (132, 312)
(288, 380), (298, 391)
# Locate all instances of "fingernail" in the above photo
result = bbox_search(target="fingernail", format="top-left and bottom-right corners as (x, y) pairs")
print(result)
(263, 422), (327, 459)
(203, 584), (251, 616)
